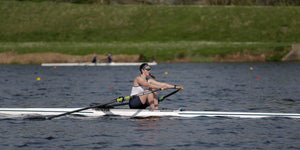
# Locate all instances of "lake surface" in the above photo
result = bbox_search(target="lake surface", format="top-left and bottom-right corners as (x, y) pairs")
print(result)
(0, 63), (300, 150)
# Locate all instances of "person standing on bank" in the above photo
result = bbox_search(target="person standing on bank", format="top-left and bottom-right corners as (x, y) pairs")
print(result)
(129, 63), (183, 109)
(107, 52), (112, 63)
(92, 53), (97, 63)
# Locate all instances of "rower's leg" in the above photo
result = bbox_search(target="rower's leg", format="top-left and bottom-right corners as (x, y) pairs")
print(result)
(153, 92), (159, 108)
(139, 94), (148, 104)
(137, 90), (158, 109)
(147, 93), (158, 109)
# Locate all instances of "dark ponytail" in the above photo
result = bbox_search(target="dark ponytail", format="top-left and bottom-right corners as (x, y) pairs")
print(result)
(149, 73), (156, 79)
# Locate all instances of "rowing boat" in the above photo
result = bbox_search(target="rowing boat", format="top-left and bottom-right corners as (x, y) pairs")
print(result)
(41, 61), (157, 67)
(0, 108), (299, 119)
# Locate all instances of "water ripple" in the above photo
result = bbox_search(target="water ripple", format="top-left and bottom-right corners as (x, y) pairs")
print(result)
(0, 63), (300, 149)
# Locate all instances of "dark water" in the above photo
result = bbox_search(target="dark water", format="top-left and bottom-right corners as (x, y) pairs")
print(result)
(0, 63), (300, 150)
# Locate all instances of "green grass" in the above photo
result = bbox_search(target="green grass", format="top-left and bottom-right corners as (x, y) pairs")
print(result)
(0, 1), (299, 42)
(0, 1), (298, 62)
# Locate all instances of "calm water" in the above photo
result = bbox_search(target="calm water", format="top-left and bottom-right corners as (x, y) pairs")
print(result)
(0, 63), (300, 150)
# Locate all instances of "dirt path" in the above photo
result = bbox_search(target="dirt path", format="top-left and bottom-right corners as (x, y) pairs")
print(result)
(0, 49), (292, 64)
(0, 51), (141, 64)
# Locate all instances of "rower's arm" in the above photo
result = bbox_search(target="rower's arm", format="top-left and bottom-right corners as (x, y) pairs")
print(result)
(136, 76), (151, 88)
(148, 79), (175, 89)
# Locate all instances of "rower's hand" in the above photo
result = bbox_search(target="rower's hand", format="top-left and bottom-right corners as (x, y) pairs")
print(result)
(163, 86), (169, 90)
(176, 86), (183, 90)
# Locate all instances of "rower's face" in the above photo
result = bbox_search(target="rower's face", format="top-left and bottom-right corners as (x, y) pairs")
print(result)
(143, 66), (151, 76)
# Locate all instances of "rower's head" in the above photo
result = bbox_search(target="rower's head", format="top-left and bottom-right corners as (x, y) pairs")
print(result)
(140, 63), (151, 74)
(140, 63), (155, 79)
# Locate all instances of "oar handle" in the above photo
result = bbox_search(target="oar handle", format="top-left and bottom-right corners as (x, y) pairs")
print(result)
(159, 88), (183, 102)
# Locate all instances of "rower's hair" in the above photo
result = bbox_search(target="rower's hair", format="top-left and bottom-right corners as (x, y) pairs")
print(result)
(139, 63), (148, 74)
(139, 63), (156, 79)
(149, 74), (156, 79)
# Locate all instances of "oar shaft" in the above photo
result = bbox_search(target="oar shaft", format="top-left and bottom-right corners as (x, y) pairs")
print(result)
(46, 101), (116, 120)
(46, 108), (87, 120)
(99, 102), (129, 108)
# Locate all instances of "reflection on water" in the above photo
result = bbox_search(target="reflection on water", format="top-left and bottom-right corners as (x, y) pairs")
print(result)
(134, 117), (161, 144)
(135, 117), (161, 131)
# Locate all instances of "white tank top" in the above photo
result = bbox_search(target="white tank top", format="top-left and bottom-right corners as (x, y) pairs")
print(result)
(130, 86), (149, 96)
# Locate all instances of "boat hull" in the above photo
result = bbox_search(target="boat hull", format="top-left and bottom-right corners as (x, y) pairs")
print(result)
(0, 108), (300, 119)
(41, 62), (157, 67)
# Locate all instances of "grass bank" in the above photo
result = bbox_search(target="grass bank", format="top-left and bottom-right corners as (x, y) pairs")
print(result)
(0, 1), (298, 62)
(0, 41), (290, 62)
(1, 1), (299, 42)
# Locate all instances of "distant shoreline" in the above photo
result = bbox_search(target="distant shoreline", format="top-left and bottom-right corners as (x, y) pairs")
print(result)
(0, 41), (293, 63)
(0, 50), (294, 65)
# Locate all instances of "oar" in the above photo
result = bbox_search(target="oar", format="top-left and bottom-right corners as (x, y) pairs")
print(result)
(97, 88), (183, 108)
(100, 102), (129, 108)
(99, 88), (183, 108)
(158, 88), (183, 102)
(45, 88), (164, 120)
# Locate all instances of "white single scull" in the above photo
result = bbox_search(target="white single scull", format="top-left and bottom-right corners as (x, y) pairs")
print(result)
(41, 61), (157, 67)
(0, 108), (299, 119)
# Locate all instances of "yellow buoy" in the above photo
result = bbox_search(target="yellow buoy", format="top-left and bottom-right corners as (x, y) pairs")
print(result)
(250, 67), (253, 70)
(37, 77), (41, 81)
(165, 72), (168, 75)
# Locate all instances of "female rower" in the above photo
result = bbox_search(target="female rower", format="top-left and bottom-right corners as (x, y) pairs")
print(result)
(129, 63), (183, 109)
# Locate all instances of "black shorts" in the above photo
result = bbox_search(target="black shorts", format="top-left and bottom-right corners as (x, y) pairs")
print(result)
(129, 96), (149, 109)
